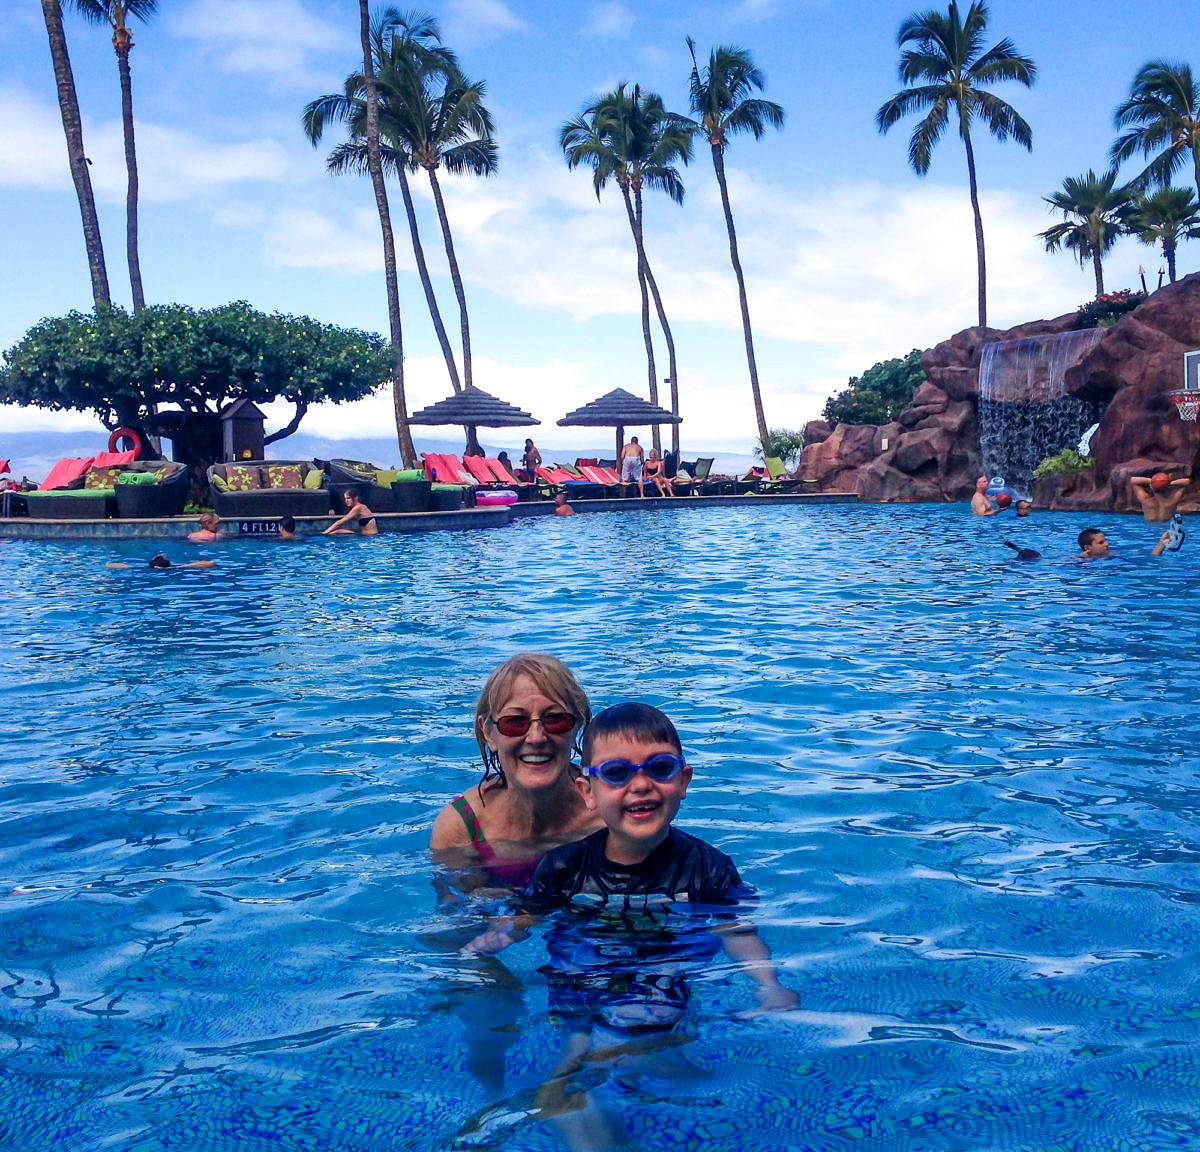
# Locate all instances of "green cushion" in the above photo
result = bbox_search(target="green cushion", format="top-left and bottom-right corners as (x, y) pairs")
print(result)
(29, 487), (115, 498)
(303, 468), (324, 489)
(211, 473), (230, 492)
(431, 483), (465, 492)
(374, 469), (400, 486)
(118, 470), (159, 485)
(394, 468), (425, 481)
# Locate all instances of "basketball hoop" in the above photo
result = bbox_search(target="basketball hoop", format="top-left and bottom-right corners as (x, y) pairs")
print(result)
(1170, 389), (1200, 422)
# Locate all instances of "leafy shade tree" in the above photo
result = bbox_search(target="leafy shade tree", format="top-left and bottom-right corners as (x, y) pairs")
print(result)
(41, 0), (110, 307)
(0, 302), (392, 467)
(1127, 186), (1200, 283)
(560, 83), (692, 454)
(1110, 60), (1200, 201)
(68, 0), (156, 312)
(822, 349), (927, 427)
(1039, 169), (1133, 297)
(685, 38), (784, 451)
(756, 428), (805, 469)
(875, 0), (1035, 328)
(304, 13), (464, 402)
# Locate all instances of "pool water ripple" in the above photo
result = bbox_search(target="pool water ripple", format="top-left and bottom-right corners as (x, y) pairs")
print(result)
(2, 503), (1200, 1149)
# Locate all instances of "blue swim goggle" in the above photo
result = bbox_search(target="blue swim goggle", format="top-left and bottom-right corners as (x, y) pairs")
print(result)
(582, 753), (685, 788)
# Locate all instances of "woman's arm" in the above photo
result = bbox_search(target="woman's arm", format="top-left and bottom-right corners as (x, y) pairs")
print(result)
(323, 504), (361, 534)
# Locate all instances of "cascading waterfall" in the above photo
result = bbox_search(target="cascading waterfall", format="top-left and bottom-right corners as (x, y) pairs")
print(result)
(978, 329), (1107, 494)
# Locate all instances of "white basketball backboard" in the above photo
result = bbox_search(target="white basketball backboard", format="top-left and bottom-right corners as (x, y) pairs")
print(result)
(1185, 350), (1200, 391)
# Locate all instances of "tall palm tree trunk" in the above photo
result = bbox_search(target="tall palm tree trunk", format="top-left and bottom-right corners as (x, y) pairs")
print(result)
(710, 143), (769, 448)
(621, 186), (661, 454)
(359, 0), (415, 466)
(115, 25), (145, 311)
(634, 189), (679, 456)
(1092, 242), (1105, 297)
(395, 164), (461, 392)
(42, 0), (110, 308)
(962, 131), (987, 328)
(425, 168), (473, 390)
(1166, 239), (1178, 283)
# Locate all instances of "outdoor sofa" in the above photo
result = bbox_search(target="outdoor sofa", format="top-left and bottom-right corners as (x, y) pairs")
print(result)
(327, 459), (433, 513)
(207, 460), (330, 517)
(24, 458), (187, 519)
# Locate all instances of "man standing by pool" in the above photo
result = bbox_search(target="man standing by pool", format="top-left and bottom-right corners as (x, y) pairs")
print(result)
(620, 436), (645, 497)
(971, 476), (998, 516)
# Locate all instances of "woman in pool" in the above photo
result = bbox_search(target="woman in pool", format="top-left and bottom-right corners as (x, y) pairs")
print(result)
(188, 512), (222, 542)
(323, 487), (378, 536)
(430, 653), (602, 889)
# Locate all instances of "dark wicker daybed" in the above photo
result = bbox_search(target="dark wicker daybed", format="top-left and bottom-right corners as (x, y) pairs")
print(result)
(207, 460), (331, 517)
(25, 459), (188, 519)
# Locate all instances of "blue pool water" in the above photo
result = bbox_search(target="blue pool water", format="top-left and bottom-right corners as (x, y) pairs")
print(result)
(2, 503), (1199, 1151)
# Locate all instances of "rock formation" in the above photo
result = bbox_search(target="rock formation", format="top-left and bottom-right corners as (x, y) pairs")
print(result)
(797, 274), (1200, 511)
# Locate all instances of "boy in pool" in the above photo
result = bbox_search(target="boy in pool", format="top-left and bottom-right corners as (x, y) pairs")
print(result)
(462, 704), (795, 1146)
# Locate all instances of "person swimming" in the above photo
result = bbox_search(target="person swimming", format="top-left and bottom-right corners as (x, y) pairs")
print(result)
(106, 554), (216, 570)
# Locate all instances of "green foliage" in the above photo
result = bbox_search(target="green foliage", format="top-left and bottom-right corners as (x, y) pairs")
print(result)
(1032, 448), (1094, 480)
(755, 428), (805, 468)
(822, 349), (926, 427)
(0, 301), (392, 431)
(1074, 288), (1146, 329)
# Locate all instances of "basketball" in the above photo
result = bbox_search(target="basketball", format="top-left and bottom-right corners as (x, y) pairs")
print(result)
(995, 492), (1012, 509)
(1151, 472), (1171, 491)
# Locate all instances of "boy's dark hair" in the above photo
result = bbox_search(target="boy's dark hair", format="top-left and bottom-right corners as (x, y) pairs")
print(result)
(581, 703), (682, 764)
(280, 515), (296, 532)
(148, 554), (171, 569)
(1078, 527), (1103, 549)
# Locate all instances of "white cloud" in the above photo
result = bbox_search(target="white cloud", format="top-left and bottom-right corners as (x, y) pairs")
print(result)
(165, 0), (354, 82)
(586, 3), (635, 38)
(0, 85), (294, 201)
(442, 0), (527, 41)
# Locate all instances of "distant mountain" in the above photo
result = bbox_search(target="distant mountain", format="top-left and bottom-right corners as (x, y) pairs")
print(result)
(1, 430), (760, 484)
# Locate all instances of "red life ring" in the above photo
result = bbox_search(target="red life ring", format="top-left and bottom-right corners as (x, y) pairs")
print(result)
(108, 427), (144, 455)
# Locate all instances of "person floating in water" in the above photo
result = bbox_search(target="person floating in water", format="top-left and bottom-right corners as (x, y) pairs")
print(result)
(553, 492), (575, 517)
(461, 703), (796, 1148)
(1078, 526), (1177, 559)
(106, 554), (215, 570)
(1130, 472), (1190, 522)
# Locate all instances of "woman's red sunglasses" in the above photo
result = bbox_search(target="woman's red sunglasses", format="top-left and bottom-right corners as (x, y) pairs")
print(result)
(491, 710), (576, 738)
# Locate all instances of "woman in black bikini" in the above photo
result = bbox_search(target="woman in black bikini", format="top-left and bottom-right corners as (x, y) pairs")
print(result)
(323, 487), (378, 536)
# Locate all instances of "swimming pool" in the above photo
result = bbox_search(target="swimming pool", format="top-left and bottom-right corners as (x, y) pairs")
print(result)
(2, 503), (1198, 1150)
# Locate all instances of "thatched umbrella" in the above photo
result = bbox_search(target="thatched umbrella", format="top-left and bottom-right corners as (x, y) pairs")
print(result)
(408, 385), (540, 429)
(557, 388), (682, 462)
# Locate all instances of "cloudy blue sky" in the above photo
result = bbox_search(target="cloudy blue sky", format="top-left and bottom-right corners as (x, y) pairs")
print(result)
(1, 0), (1196, 456)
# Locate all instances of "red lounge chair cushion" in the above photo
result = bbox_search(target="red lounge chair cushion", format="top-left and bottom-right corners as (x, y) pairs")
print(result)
(39, 457), (95, 491)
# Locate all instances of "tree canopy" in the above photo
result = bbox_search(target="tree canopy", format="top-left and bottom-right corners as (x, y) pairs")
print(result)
(822, 349), (927, 427)
(0, 301), (392, 443)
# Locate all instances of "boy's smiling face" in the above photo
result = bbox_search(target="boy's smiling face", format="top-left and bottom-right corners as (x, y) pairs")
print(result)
(577, 733), (692, 866)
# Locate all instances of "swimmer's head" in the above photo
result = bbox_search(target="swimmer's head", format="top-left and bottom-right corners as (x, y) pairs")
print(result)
(1016, 500), (1032, 516)
(148, 554), (171, 569)
(1078, 528), (1110, 558)
(280, 515), (296, 533)
(1151, 472), (1172, 492)
(975, 475), (988, 493)
(198, 512), (219, 531)
(581, 702), (683, 765)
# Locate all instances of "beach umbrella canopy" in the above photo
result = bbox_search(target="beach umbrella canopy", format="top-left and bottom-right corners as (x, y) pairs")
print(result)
(407, 385), (539, 428)
(557, 388), (682, 460)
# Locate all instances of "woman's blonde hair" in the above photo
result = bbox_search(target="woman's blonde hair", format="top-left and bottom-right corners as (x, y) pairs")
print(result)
(474, 653), (590, 791)
(199, 512), (219, 530)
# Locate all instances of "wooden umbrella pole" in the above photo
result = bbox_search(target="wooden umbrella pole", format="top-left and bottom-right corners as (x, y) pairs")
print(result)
(615, 425), (623, 469)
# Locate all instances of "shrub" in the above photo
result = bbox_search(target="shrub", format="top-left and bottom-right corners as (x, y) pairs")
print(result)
(1032, 448), (1093, 481)
(822, 349), (926, 427)
(1074, 289), (1146, 329)
(756, 427), (805, 468)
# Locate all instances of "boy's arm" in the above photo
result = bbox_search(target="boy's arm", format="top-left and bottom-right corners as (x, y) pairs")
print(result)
(462, 911), (538, 954)
(714, 921), (799, 1011)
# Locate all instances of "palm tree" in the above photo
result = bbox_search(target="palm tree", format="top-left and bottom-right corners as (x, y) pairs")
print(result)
(304, 16), (464, 397)
(1127, 186), (1200, 283)
(68, 0), (155, 312)
(356, 0), (415, 465)
(685, 38), (783, 451)
(40, 0), (110, 308)
(389, 56), (496, 391)
(875, 1), (1035, 328)
(560, 84), (692, 454)
(1038, 170), (1133, 297)
(1110, 60), (1200, 201)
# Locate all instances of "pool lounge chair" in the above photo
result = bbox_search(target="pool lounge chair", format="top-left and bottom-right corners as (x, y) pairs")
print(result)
(575, 464), (623, 496)
(422, 453), (478, 487)
(481, 457), (537, 500)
